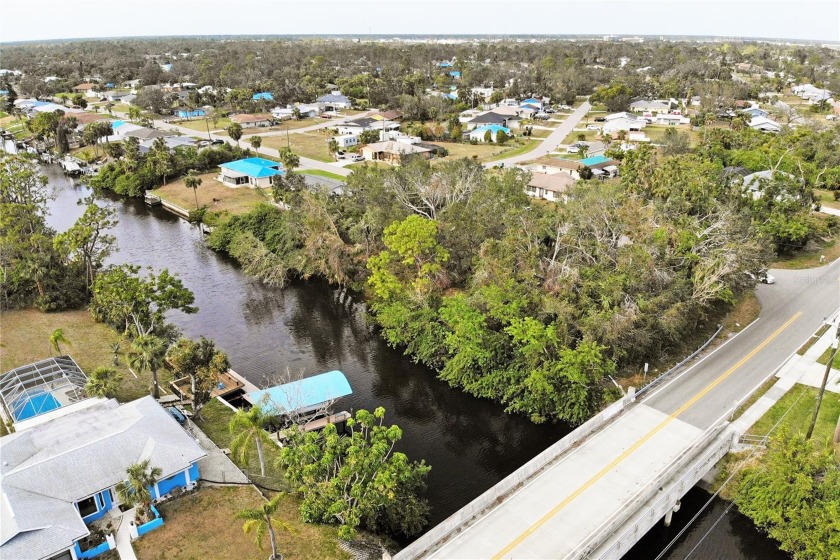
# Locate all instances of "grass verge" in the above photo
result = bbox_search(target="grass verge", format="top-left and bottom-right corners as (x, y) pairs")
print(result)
(817, 345), (840, 369)
(484, 140), (541, 162)
(772, 227), (840, 269)
(747, 383), (840, 449)
(298, 169), (346, 181)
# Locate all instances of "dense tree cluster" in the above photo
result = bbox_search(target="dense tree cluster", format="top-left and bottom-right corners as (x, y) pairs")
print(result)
(0, 154), (114, 311)
(88, 140), (248, 196)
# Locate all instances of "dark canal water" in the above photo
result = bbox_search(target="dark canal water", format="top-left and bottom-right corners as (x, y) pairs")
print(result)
(45, 165), (786, 558)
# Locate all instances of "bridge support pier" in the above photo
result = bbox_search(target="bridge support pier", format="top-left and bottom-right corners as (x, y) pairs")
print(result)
(663, 500), (681, 527)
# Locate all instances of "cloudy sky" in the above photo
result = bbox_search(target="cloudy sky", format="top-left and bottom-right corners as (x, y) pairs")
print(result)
(1, 0), (838, 43)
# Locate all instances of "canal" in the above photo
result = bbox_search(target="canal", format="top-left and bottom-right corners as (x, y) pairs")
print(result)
(45, 165), (786, 558)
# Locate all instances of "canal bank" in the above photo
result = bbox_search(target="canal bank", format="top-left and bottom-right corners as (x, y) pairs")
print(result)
(42, 164), (785, 557)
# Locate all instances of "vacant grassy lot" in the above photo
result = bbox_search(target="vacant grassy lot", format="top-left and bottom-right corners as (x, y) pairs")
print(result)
(747, 384), (840, 449)
(175, 117), (232, 133)
(561, 130), (600, 145)
(0, 308), (171, 403)
(134, 486), (350, 560)
(433, 142), (512, 162)
(772, 227), (840, 269)
(485, 140), (541, 162)
(263, 132), (332, 162)
(153, 172), (269, 215)
(243, 119), (323, 135)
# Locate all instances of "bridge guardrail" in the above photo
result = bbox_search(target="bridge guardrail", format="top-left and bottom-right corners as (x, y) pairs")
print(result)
(579, 425), (733, 560)
(393, 390), (637, 560)
(635, 324), (724, 400)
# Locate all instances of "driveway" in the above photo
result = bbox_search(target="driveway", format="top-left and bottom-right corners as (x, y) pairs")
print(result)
(485, 100), (592, 168)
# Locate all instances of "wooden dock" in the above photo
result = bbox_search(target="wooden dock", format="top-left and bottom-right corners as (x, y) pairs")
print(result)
(144, 193), (162, 206)
(276, 411), (352, 443)
(170, 369), (251, 401)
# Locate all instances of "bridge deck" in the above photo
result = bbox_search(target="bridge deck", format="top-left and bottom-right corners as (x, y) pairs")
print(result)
(430, 405), (702, 559)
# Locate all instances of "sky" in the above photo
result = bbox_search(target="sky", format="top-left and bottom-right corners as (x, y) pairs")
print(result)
(1, 0), (838, 43)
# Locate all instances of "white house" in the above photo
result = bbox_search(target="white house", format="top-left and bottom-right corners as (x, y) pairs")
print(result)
(336, 117), (399, 136)
(602, 112), (647, 134)
(629, 99), (671, 114)
(748, 116), (782, 133)
(219, 157), (285, 188)
(316, 91), (352, 110)
(653, 114), (690, 126)
(526, 172), (576, 202)
(332, 134), (359, 149)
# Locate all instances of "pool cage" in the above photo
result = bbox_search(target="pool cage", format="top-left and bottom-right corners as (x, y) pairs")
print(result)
(0, 356), (89, 423)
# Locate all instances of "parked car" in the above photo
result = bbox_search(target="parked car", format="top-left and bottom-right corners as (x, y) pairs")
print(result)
(544, 107), (555, 113)
(559, 105), (573, 110)
(350, 154), (364, 162)
(594, 117), (606, 122)
(586, 124), (601, 131)
(335, 151), (347, 160)
(210, 139), (225, 146)
(166, 407), (187, 425)
(567, 146), (580, 154)
(746, 270), (776, 284)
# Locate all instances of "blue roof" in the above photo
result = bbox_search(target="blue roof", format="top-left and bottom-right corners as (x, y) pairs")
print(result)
(580, 155), (611, 167)
(248, 370), (353, 414)
(439, 61), (453, 67)
(449, 71), (461, 78)
(521, 98), (542, 105)
(219, 157), (285, 178)
(112, 120), (125, 128)
(253, 92), (274, 101)
(473, 124), (511, 134)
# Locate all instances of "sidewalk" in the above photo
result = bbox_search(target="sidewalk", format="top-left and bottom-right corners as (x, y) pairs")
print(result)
(114, 508), (138, 560)
(730, 322), (839, 436)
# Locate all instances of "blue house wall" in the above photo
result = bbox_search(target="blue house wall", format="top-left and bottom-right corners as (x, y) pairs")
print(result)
(80, 489), (113, 523)
(152, 462), (200, 499)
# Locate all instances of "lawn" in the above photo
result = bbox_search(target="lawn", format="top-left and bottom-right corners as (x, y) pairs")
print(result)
(484, 140), (541, 162)
(0, 308), (171, 403)
(561, 130), (600, 145)
(153, 172), (270, 215)
(815, 188), (840, 211)
(243, 119), (323, 135)
(433, 142), (513, 162)
(747, 384), (840, 449)
(175, 117), (232, 133)
(345, 160), (392, 170)
(298, 169), (347, 181)
(133, 486), (350, 560)
(263, 132), (332, 162)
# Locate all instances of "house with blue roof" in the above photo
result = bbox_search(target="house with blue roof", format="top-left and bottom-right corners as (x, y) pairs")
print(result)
(469, 124), (511, 143)
(449, 71), (461, 79)
(219, 157), (285, 188)
(252, 92), (274, 101)
(174, 108), (206, 119)
(439, 61), (454, 68)
(520, 98), (543, 110)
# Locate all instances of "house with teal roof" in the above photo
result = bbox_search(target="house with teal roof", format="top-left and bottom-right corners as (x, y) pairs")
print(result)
(218, 157), (285, 188)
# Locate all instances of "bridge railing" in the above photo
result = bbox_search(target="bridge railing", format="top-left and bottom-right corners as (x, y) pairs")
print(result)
(393, 390), (637, 560)
(577, 425), (733, 560)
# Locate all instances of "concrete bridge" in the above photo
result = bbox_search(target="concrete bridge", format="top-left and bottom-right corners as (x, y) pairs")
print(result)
(395, 260), (839, 560)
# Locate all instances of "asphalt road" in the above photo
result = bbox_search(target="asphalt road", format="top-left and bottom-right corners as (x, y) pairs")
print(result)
(484, 100), (592, 168)
(644, 259), (840, 428)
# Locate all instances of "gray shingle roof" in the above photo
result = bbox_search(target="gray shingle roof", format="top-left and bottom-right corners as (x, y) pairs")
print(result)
(1, 396), (206, 560)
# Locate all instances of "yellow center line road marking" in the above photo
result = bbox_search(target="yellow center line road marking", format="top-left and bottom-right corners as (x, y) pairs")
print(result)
(491, 311), (802, 560)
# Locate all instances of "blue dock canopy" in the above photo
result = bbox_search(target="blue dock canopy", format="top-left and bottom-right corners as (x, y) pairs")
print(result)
(248, 370), (352, 414)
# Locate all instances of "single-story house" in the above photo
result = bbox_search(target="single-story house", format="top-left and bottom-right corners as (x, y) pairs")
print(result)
(124, 79), (141, 90)
(296, 103), (323, 118)
(73, 83), (99, 97)
(252, 92), (274, 101)
(138, 136), (197, 154)
(439, 61), (454, 68)
(741, 170), (796, 199)
(121, 94), (137, 105)
(336, 117), (399, 136)
(316, 92), (352, 111)
(449, 71), (461, 79)
(112, 122), (170, 141)
(653, 113), (690, 126)
(602, 112), (647, 133)
(741, 107), (769, 119)
(492, 105), (535, 120)
(173, 108), (206, 119)
(526, 172), (576, 202)
(520, 98), (543, 110)
(219, 157), (285, 188)
(360, 141), (433, 164)
(0, 356), (205, 560)
(230, 113), (274, 128)
(466, 111), (520, 130)
(469, 124), (511, 142)
(748, 116), (782, 133)
(332, 134), (359, 149)
(373, 109), (403, 121)
(792, 84), (833, 103)
(629, 99), (671, 114)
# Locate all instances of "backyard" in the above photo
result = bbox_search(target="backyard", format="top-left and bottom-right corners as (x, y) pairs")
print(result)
(133, 486), (350, 560)
(153, 172), (270, 215)
(0, 308), (170, 403)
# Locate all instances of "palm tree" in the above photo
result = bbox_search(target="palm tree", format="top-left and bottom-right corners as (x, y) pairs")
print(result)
(85, 366), (123, 398)
(236, 492), (292, 560)
(229, 404), (274, 477)
(578, 144), (589, 160)
(277, 148), (299, 173)
(49, 328), (72, 355)
(327, 138), (339, 159)
(127, 106), (141, 122)
(116, 460), (162, 523)
(184, 170), (202, 208)
(128, 335), (167, 399)
(250, 135), (263, 151)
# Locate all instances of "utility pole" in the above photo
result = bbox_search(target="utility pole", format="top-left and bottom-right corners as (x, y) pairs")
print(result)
(807, 335), (838, 440)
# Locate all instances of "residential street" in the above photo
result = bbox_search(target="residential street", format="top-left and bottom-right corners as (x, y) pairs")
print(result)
(484, 100), (592, 168)
(643, 258), (840, 428)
